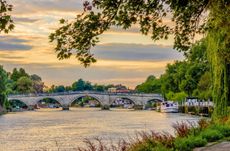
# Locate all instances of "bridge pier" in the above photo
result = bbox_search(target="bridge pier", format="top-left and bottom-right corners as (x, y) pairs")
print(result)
(101, 105), (110, 110)
(133, 105), (144, 110)
(62, 105), (70, 110)
(28, 105), (35, 110)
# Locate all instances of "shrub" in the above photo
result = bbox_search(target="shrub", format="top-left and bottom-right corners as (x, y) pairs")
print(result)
(174, 136), (207, 151)
(149, 131), (175, 148)
(172, 121), (191, 137)
(130, 142), (171, 151)
(209, 124), (230, 137)
(201, 129), (224, 142)
(198, 119), (210, 130)
(129, 139), (156, 151)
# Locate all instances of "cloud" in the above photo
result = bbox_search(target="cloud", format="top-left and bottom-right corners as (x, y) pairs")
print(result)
(10, 0), (83, 14)
(13, 17), (39, 23)
(0, 59), (173, 88)
(92, 43), (184, 61)
(0, 36), (33, 51)
(0, 54), (25, 59)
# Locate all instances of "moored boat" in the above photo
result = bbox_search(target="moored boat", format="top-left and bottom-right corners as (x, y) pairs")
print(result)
(160, 101), (178, 113)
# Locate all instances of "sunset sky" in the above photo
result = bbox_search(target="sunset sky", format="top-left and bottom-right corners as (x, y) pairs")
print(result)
(0, 0), (184, 88)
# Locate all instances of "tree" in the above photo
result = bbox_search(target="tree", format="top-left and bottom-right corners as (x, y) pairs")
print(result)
(54, 85), (65, 92)
(0, 0), (14, 33)
(136, 75), (161, 93)
(196, 71), (212, 100)
(72, 79), (85, 91)
(10, 68), (29, 82)
(16, 76), (33, 93)
(0, 66), (7, 111)
(31, 74), (44, 93)
(10, 68), (20, 82)
(94, 84), (105, 92)
(50, 0), (230, 117)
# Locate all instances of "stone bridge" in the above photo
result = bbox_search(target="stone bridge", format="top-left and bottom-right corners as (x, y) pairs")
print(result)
(8, 91), (164, 110)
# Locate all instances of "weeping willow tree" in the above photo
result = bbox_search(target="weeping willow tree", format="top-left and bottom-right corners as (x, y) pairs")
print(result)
(50, 0), (230, 118)
(0, 66), (8, 111)
(206, 1), (230, 118)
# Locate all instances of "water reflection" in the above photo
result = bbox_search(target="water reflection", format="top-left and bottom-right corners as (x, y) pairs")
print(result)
(0, 108), (199, 150)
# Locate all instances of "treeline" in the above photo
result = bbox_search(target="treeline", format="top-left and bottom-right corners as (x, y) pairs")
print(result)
(6, 68), (45, 94)
(136, 39), (211, 102)
(0, 67), (45, 110)
(47, 79), (128, 93)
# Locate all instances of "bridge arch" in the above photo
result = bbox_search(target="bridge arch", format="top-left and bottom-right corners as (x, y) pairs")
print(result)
(144, 98), (163, 109)
(147, 98), (164, 103)
(69, 95), (102, 107)
(8, 99), (29, 109)
(110, 97), (136, 108)
(36, 97), (62, 108)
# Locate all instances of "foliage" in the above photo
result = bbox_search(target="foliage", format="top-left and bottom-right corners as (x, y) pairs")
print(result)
(135, 75), (161, 93)
(75, 118), (230, 151)
(49, 0), (230, 118)
(198, 119), (210, 130)
(48, 85), (65, 93)
(172, 121), (191, 138)
(72, 79), (93, 91)
(10, 68), (29, 82)
(200, 129), (224, 142)
(4, 68), (45, 94)
(208, 124), (230, 137)
(16, 76), (33, 93)
(205, 1), (230, 117)
(197, 72), (212, 100)
(0, 0), (14, 33)
(50, 0), (211, 66)
(0, 66), (8, 108)
(174, 136), (207, 151)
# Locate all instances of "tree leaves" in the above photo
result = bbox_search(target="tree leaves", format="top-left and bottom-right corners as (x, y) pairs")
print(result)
(50, 0), (211, 66)
(0, 0), (14, 33)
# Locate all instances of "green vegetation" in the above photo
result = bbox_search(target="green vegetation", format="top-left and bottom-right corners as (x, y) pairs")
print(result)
(48, 78), (128, 93)
(0, 0), (14, 33)
(0, 67), (45, 111)
(135, 39), (210, 104)
(50, 0), (230, 118)
(0, 66), (8, 112)
(136, 75), (161, 93)
(77, 118), (230, 151)
(7, 68), (45, 94)
(174, 136), (207, 151)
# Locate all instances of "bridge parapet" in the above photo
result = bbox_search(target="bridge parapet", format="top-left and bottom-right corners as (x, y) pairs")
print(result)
(8, 91), (164, 110)
(8, 91), (163, 98)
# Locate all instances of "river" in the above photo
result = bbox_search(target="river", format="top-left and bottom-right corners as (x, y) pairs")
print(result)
(0, 108), (200, 151)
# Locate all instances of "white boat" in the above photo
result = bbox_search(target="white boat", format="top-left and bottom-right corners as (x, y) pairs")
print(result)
(160, 101), (178, 113)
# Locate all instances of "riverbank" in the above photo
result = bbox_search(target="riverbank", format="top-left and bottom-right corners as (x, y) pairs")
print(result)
(75, 117), (230, 151)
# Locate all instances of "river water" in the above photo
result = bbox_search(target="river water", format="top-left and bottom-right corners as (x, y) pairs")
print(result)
(0, 108), (199, 151)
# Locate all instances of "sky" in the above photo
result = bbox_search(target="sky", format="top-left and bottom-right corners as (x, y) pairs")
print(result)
(0, 0), (184, 88)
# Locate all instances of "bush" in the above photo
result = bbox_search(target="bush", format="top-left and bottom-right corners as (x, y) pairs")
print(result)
(201, 129), (224, 142)
(129, 140), (156, 151)
(209, 124), (230, 137)
(174, 136), (207, 151)
(130, 142), (171, 151)
(172, 121), (191, 137)
(198, 119), (210, 130)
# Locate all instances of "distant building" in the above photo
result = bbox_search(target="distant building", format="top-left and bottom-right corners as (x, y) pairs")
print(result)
(108, 88), (117, 93)
(108, 84), (131, 93)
